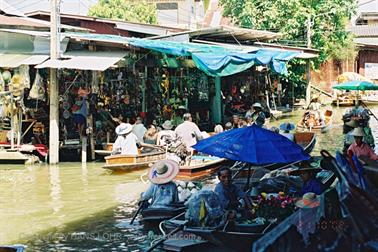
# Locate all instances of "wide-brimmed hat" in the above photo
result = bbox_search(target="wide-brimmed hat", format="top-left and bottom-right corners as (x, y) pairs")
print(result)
(162, 120), (173, 130)
(115, 123), (132, 135)
(295, 192), (320, 208)
(148, 159), (179, 184)
(351, 127), (365, 137)
(279, 123), (295, 131)
(290, 161), (322, 176)
(345, 120), (359, 128)
(253, 103), (262, 108)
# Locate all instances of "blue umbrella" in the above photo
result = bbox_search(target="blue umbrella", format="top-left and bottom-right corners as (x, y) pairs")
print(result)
(193, 124), (310, 165)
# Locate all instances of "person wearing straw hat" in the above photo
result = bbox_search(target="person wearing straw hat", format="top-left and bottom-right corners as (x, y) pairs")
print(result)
(290, 161), (325, 196)
(140, 160), (179, 208)
(112, 123), (157, 155)
(295, 192), (320, 209)
(250, 103), (266, 127)
(156, 120), (177, 146)
(347, 127), (378, 164)
(279, 123), (295, 141)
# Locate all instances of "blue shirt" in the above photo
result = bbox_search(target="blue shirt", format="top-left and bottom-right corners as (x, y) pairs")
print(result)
(302, 178), (325, 195)
(214, 183), (245, 210)
(141, 182), (179, 208)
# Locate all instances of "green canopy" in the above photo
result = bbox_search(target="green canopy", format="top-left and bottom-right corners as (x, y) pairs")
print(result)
(333, 80), (378, 91)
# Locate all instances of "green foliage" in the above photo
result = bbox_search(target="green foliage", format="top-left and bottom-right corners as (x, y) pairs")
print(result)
(88, 0), (157, 24)
(220, 0), (357, 90)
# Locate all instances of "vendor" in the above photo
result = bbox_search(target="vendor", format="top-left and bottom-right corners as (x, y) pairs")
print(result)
(347, 127), (378, 165)
(251, 103), (266, 127)
(175, 113), (203, 151)
(140, 159), (179, 208)
(214, 167), (252, 212)
(290, 161), (325, 196)
(132, 117), (147, 143)
(157, 120), (176, 146)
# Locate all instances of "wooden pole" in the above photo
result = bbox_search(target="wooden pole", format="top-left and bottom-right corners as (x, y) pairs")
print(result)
(10, 93), (14, 149)
(49, 0), (60, 164)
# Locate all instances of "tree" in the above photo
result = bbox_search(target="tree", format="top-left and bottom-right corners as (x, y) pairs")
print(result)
(88, 0), (157, 24)
(220, 0), (357, 94)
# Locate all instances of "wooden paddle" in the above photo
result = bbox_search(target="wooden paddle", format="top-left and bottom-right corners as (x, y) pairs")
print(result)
(130, 200), (146, 225)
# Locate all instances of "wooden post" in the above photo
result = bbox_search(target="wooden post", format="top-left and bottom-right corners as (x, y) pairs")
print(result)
(10, 93), (14, 149)
(89, 70), (99, 160)
(142, 66), (147, 112)
(49, 0), (60, 164)
(81, 136), (87, 163)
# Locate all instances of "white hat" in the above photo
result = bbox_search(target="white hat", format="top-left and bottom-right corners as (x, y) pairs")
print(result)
(295, 192), (320, 208)
(253, 103), (262, 108)
(162, 120), (173, 130)
(351, 127), (365, 137)
(115, 123), (132, 135)
(148, 159), (180, 185)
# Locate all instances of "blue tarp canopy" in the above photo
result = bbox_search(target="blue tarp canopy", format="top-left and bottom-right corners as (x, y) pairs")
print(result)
(126, 38), (299, 77)
(193, 124), (310, 164)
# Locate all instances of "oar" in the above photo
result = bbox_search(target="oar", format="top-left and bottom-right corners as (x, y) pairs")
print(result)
(130, 201), (145, 225)
(145, 225), (185, 252)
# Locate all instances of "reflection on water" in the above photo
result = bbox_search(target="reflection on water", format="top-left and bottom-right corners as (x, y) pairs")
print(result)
(0, 106), (377, 251)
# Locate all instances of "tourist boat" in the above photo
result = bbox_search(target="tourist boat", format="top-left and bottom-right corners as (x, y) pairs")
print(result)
(332, 98), (355, 107)
(103, 151), (166, 171)
(176, 156), (226, 180)
(361, 94), (378, 106)
(297, 109), (333, 132)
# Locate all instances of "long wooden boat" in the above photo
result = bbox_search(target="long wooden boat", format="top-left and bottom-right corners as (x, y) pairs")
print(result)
(103, 151), (166, 171)
(176, 156), (226, 180)
(332, 99), (355, 107)
(141, 205), (186, 227)
(297, 109), (333, 132)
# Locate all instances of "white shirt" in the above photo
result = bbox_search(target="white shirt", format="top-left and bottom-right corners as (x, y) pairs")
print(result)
(112, 132), (139, 155)
(156, 130), (177, 146)
(175, 121), (203, 150)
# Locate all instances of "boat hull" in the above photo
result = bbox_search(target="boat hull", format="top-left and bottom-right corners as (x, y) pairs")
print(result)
(176, 157), (227, 180)
(103, 151), (166, 171)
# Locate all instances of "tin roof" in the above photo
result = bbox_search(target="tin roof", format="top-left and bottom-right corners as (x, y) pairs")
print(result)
(348, 25), (378, 37)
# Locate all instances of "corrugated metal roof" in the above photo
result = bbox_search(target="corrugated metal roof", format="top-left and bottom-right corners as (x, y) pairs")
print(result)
(36, 51), (126, 71)
(0, 54), (49, 67)
(355, 37), (378, 46)
(0, 0), (24, 16)
(348, 25), (378, 37)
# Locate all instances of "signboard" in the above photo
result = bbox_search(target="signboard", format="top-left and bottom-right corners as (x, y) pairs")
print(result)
(365, 63), (378, 80)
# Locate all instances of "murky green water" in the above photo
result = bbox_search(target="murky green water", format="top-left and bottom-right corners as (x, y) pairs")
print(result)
(0, 105), (377, 251)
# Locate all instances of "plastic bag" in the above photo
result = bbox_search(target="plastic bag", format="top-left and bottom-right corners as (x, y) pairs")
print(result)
(18, 65), (30, 89)
(28, 71), (45, 101)
(185, 189), (224, 227)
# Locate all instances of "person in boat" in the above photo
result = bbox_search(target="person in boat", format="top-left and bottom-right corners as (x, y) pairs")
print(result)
(347, 127), (378, 166)
(250, 103), (266, 127)
(270, 126), (279, 133)
(156, 120), (177, 146)
(279, 123), (295, 141)
(214, 167), (253, 214)
(224, 122), (233, 131)
(140, 159), (180, 208)
(214, 124), (224, 134)
(232, 114), (240, 129)
(245, 115), (253, 126)
(112, 123), (157, 155)
(132, 117), (147, 143)
(175, 113), (203, 151)
(290, 161), (325, 196)
(307, 96), (325, 126)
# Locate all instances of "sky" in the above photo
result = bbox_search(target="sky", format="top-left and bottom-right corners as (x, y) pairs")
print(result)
(4, 0), (97, 16)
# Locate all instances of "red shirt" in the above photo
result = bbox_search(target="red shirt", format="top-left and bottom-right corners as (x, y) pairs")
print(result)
(348, 142), (378, 161)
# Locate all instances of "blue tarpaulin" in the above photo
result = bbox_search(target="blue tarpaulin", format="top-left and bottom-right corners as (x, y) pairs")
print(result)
(193, 124), (310, 164)
(126, 38), (299, 77)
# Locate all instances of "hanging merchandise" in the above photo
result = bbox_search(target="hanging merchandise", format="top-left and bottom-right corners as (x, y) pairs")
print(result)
(19, 65), (31, 89)
(198, 74), (209, 102)
(2, 70), (11, 84)
(0, 71), (4, 92)
(161, 73), (169, 97)
(28, 71), (46, 101)
(10, 74), (24, 97)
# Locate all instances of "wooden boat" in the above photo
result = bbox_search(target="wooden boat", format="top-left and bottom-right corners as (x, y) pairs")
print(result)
(95, 143), (112, 157)
(103, 151), (166, 171)
(0, 246), (25, 252)
(332, 98), (355, 107)
(297, 109), (333, 132)
(176, 156), (226, 180)
(141, 205), (186, 226)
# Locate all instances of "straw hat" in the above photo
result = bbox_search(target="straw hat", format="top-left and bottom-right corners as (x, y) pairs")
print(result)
(345, 120), (359, 128)
(115, 123), (132, 135)
(295, 192), (320, 208)
(253, 103), (262, 108)
(148, 159), (179, 185)
(350, 127), (365, 137)
(162, 120), (173, 130)
(290, 161), (322, 176)
(279, 123), (295, 131)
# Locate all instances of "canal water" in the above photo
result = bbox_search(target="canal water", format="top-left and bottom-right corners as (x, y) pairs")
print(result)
(0, 105), (377, 251)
